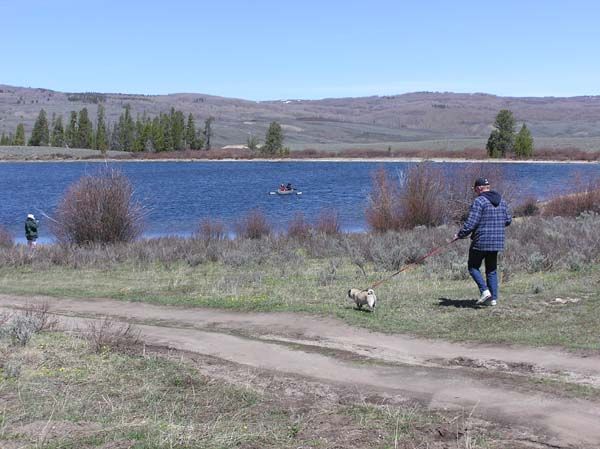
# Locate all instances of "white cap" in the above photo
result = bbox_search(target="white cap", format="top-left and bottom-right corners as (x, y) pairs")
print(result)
(27, 214), (35, 220)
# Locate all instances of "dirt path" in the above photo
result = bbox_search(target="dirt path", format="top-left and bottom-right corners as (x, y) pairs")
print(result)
(2, 294), (600, 448)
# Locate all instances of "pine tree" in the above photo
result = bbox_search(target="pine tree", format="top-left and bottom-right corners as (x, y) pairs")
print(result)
(76, 107), (93, 148)
(29, 109), (50, 146)
(262, 121), (283, 155)
(65, 111), (78, 148)
(160, 113), (172, 151)
(514, 124), (534, 158)
(14, 123), (26, 146)
(51, 115), (65, 147)
(118, 105), (135, 151)
(150, 116), (164, 151)
(170, 108), (185, 151)
(185, 113), (196, 149)
(203, 116), (214, 150)
(0, 132), (9, 145)
(486, 109), (515, 158)
(95, 104), (108, 154)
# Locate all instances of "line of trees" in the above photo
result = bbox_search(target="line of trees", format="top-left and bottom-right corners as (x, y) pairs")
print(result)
(486, 109), (534, 158)
(0, 106), (216, 154)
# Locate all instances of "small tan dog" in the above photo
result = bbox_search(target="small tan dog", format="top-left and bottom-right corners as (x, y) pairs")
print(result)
(348, 288), (377, 311)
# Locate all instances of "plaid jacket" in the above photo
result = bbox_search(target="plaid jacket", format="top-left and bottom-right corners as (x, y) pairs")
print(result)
(457, 192), (511, 252)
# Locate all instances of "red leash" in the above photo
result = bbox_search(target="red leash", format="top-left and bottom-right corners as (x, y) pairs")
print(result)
(370, 238), (458, 289)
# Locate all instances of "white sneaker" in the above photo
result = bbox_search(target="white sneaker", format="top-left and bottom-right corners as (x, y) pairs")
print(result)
(476, 289), (492, 304)
(490, 299), (497, 306)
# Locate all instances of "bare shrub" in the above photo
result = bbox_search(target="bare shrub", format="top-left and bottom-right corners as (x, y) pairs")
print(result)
(287, 212), (312, 240)
(51, 167), (145, 245)
(21, 301), (57, 332)
(0, 225), (13, 248)
(194, 218), (226, 241)
(542, 178), (600, 217)
(445, 164), (515, 223)
(83, 318), (141, 353)
(314, 209), (341, 235)
(398, 163), (445, 228)
(366, 168), (402, 232)
(0, 303), (55, 346)
(234, 209), (271, 239)
(513, 196), (540, 217)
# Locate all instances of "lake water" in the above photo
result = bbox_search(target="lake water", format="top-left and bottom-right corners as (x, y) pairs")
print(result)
(1, 160), (599, 242)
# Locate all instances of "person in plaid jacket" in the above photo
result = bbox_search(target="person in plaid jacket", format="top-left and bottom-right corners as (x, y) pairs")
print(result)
(455, 178), (512, 306)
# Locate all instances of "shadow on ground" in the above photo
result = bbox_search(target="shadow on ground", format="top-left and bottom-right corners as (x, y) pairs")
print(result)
(438, 297), (482, 309)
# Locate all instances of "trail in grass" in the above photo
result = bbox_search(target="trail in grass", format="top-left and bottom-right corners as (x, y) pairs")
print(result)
(2, 294), (600, 447)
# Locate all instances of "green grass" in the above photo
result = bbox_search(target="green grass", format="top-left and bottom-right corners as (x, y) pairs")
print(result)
(0, 258), (598, 350)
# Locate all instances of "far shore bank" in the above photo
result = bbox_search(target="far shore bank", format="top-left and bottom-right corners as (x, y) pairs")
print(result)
(1, 156), (599, 164)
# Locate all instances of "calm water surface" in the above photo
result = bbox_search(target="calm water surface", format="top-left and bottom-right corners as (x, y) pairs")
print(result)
(1, 160), (599, 241)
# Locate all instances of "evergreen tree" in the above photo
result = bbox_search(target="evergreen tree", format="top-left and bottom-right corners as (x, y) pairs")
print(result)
(150, 116), (164, 151)
(170, 108), (185, 151)
(118, 105), (135, 151)
(29, 109), (50, 146)
(185, 113), (196, 149)
(65, 111), (78, 148)
(133, 116), (145, 152)
(195, 129), (205, 150)
(109, 122), (120, 151)
(486, 109), (515, 158)
(95, 104), (108, 154)
(514, 123), (534, 158)
(77, 107), (93, 148)
(14, 123), (26, 146)
(51, 115), (65, 147)
(0, 132), (9, 145)
(262, 121), (284, 155)
(203, 116), (214, 150)
(159, 113), (172, 151)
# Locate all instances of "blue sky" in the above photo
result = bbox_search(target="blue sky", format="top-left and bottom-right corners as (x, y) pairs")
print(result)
(1, 0), (598, 100)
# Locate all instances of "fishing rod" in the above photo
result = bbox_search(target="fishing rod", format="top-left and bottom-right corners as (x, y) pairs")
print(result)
(34, 207), (59, 224)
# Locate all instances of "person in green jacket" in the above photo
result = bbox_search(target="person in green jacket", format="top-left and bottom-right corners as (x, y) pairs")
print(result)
(25, 214), (39, 248)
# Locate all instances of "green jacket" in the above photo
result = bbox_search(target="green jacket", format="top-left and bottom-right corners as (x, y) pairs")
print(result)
(25, 218), (38, 240)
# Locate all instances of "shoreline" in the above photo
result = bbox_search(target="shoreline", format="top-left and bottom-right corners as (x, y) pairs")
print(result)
(0, 156), (599, 165)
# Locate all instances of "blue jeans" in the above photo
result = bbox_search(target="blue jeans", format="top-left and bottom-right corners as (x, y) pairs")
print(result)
(468, 248), (498, 300)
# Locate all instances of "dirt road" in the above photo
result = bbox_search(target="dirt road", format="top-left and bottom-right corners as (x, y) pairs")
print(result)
(2, 294), (599, 448)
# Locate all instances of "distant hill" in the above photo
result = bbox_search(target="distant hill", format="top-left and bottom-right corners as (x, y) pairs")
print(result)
(2, 84), (600, 149)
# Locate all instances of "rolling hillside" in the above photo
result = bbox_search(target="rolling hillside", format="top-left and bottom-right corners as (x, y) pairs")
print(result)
(2, 84), (600, 150)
